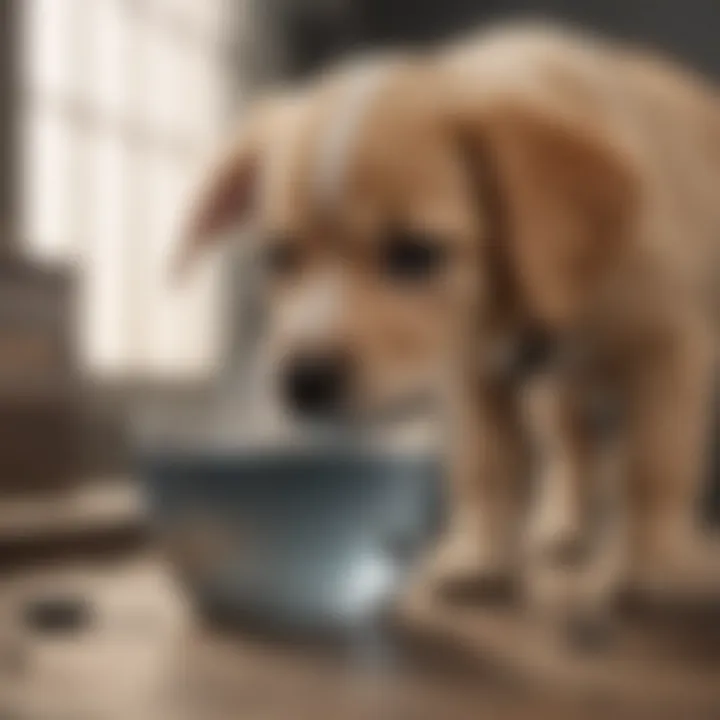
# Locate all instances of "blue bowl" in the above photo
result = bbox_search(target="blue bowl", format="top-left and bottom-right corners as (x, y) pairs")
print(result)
(139, 446), (443, 632)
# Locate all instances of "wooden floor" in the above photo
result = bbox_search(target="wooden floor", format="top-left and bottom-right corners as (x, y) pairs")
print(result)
(1, 555), (715, 720)
(397, 578), (720, 716)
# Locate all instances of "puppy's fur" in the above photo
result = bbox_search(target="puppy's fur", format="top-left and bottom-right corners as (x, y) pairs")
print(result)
(178, 23), (720, 622)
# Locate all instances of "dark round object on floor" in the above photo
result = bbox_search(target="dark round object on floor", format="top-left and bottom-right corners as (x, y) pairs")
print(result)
(22, 595), (93, 635)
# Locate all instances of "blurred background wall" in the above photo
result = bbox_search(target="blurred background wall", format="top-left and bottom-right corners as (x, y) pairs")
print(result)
(250, 0), (720, 81)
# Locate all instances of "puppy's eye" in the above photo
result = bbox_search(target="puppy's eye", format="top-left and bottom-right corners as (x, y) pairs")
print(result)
(381, 232), (447, 282)
(263, 239), (302, 277)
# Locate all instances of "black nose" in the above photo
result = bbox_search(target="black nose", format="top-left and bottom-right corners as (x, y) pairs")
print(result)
(282, 352), (351, 418)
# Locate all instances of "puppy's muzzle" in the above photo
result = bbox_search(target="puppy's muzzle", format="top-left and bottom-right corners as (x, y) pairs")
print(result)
(282, 351), (352, 419)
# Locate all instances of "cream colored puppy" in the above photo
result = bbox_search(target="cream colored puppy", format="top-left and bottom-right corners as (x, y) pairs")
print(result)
(176, 23), (720, 625)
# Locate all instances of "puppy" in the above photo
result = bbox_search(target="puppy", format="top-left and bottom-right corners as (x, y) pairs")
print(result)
(175, 22), (720, 623)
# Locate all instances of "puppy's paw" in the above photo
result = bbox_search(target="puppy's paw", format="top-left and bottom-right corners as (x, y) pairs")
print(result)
(533, 523), (591, 569)
(422, 531), (516, 606)
(437, 568), (516, 606)
(526, 558), (619, 655)
(527, 504), (590, 570)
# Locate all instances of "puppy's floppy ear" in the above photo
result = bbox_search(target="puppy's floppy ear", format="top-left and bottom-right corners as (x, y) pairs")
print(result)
(460, 101), (640, 326)
(173, 103), (272, 280)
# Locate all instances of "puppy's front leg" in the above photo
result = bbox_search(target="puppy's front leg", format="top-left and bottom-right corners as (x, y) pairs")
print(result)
(625, 324), (720, 600)
(426, 378), (527, 600)
(523, 374), (593, 568)
(523, 370), (626, 648)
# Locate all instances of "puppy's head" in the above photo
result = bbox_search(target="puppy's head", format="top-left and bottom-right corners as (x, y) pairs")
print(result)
(177, 55), (638, 423)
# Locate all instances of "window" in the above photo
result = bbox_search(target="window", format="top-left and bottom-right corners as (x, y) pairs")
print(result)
(21, 0), (238, 378)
